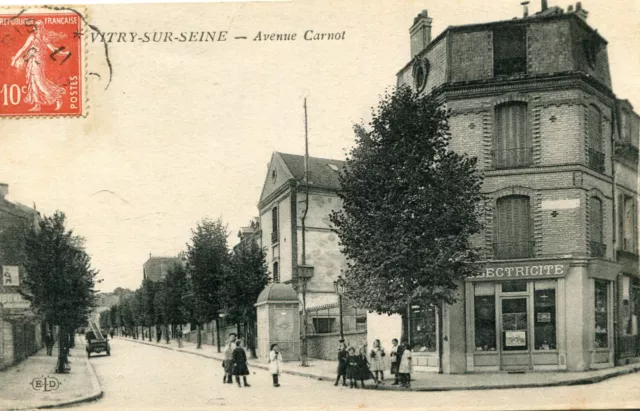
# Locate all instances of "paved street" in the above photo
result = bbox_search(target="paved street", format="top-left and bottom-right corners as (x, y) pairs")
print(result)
(71, 338), (640, 411)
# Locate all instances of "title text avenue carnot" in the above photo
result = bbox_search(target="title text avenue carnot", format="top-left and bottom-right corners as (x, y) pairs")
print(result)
(89, 30), (345, 43)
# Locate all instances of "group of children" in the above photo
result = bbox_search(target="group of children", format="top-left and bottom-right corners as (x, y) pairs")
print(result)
(335, 338), (413, 389)
(223, 337), (413, 389)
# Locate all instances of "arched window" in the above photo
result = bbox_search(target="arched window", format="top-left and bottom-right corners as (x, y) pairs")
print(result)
(493, 102), (531, 168)
(589, 197), (605, 257)
(494, 195), (533, 259)
(271, 206), (279, 244)
(587, 104), (605, 172)
(273, 262), (280, 283)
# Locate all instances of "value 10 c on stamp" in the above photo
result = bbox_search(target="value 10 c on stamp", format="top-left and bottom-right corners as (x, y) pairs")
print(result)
(0, 9), (84, 117)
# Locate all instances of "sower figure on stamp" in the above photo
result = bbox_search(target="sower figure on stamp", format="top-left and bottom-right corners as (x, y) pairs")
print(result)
(10, 20), (69, 112)
(222, 333), (237, 384)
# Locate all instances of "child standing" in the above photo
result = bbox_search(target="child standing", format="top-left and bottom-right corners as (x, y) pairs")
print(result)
(397, 340), (412, 388)
(389, 338), (399, 385)
(334, 341), (348, 386)
(269, 343), (282, 387)
(369, 339), (386, 384)
(345, 347), (359, 389)
(356, 347), (373, 388)
(232, 340), (251, 387)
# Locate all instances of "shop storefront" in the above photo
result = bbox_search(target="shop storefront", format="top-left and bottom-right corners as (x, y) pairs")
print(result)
(464, 259), (617, 372)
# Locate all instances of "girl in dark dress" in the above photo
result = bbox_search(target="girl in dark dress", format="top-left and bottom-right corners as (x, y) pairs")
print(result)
(345, 347), (359, 388)
(232, 340), (251, 387)
(334, 341), (348, 386)
(356, 347), (374, 388)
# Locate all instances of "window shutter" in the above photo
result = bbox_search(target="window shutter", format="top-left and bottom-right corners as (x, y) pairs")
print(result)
(496, 196), (531, 258)
(618, 194), (625, 247)
(494, 103), (528, 167)
(590, 197), (603, 244)
(588, 105), (602, 151)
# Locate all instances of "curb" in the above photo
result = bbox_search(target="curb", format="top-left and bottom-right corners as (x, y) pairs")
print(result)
(38, 345), (104, 409)
(120, 338), (640, 392)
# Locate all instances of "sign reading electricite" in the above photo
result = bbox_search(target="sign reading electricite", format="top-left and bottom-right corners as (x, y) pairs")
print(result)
(468, 262), (569, 281)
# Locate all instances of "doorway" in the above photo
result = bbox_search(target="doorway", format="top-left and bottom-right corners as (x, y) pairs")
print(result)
(500, 296), (531, 370)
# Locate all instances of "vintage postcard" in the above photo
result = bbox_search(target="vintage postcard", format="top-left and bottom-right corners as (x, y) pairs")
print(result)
(0, 0), (639, 410)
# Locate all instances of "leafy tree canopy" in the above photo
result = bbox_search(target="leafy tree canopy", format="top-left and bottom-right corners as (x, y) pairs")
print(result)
(330, 86), (484, 314)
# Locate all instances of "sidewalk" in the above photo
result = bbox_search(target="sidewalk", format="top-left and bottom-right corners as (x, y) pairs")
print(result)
(123, 337), (640, 391)
(0, 338), (102, 411)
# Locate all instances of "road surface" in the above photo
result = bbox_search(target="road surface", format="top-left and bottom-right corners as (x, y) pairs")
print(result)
(75, 338), (640, 410)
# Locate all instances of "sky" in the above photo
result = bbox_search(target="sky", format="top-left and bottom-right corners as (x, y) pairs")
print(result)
(1, 0), (639, 293)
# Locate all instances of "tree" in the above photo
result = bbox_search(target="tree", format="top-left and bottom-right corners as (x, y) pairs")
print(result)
(22, 211), (98, 373)
(330, 86), (484, 335)
(224, 239), (269, 358)
(140, 278), (158, 341)
(186, 218), (230, 349)
(153, 280), (170, 343)
(109, 304), (118, 330)
(162, 263), (189, 339)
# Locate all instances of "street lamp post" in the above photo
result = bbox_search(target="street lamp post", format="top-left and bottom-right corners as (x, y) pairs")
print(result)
(333, 275), (346, 342)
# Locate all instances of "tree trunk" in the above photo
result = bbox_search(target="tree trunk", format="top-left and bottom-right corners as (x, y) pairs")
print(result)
(215, 318), (221, 353)
(55, 326), (68, 374)
(69, 329), (75, 348)
(196, 323), (202, 349)
(165, 324), (169, 343)
(148, 326), (152, 342)
(247, 321), (257, 359)
(437, 302), (444, 374)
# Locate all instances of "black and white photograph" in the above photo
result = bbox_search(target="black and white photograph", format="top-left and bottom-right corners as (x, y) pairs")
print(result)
(0, 0), (639, 409)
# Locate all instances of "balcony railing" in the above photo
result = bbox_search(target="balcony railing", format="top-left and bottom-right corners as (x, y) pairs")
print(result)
(587, 148), (605, 173)
(492, 147), (533, 169)
(589, 241), (606, 258)
(493, 241), (535, 259)
(271, 231), (279, 244)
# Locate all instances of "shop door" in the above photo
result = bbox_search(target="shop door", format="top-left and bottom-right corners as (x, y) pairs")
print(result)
(500, 297), (531, 370)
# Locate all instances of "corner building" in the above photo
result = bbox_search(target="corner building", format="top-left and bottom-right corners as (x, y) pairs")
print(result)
(394, 3), (640, 372)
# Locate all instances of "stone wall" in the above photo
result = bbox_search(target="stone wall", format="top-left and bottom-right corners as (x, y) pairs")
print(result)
(307, 330), (367, 361)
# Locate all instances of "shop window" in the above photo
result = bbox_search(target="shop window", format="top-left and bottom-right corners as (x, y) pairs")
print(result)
(621, 277), (639, 336)
(501, 280), (527, 293)
(312, 318), (335, 334)
(589, 197), (605, 258)
(493, 26), (527, 76)
(493, 102), (531, 168)
(587, 105), (605, 173)
(502, 298), (528, 351)
(355, 312), (367, 332)
(494, 195), (534, 259)
(409, 304), (437, 352)
(594, 280), (609, 349)
(474, 283), (496, 352)
(534, 281), (557, 350)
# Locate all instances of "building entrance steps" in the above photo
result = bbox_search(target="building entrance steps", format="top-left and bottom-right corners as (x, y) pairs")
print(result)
(121, 336), (640, 391)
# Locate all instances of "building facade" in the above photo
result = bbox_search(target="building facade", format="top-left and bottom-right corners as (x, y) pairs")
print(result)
(142, 253), (185, 282)
(0, 183), (44, 370)
(256, 152), (368, 359)
(375, 2), (640, 373)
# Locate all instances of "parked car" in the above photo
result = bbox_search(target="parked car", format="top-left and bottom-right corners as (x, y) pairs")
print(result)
(85, 330), (110, 357)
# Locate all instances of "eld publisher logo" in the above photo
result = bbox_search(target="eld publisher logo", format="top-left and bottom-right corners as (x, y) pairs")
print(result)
(31, 375), (61, 392)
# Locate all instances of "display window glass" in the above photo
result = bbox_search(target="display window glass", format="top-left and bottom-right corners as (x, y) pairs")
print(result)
(594, 279), (609, 349)
(502, 298), (528, 351)
(409, 304), (437, 352)
(474, 284), (496, 352)
(534, 280), (556, 350)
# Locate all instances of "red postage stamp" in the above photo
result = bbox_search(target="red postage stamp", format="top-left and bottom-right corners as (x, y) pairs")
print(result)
(0, 9), (84, 117)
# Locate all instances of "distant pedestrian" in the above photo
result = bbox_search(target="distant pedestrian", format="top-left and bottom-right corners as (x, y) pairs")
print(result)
(334, 340), (348, 386)
(389, 338), (400, 385)
(269, 343), (282, 387)
(232, 340), (251, 387)
(44, 331), (54, 356)
(369, 339), (386, 384)
(176, 328), (183, 348)
(345, 347), (359, 388)
(223, 333), (237, 384)
(397, 340), (412, 388)
(109, 329), (114, 339)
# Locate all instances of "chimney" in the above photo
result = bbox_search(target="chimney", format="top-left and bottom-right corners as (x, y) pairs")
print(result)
(410, 10), (433, 58)
(0, 183), (7, 199)
(541, 0), (548, 10)
(567, 4), (573, 11)
(521, 1), (530, 17)
(575, 2), (588, 20)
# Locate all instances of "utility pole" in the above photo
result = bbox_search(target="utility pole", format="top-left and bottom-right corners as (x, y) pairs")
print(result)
(300, 97), (310, 367)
